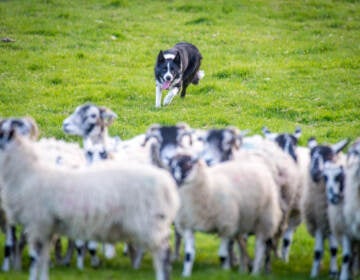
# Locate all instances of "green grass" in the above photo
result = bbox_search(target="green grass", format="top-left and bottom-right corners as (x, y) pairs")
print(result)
(0, 0), (359, 279)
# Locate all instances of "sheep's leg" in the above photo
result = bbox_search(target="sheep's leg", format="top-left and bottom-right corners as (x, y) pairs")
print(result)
(264, 239), (273, 274)
(153, 242), (171, 280)
(75, 239), (85, 270)
(53, 237), (63, 265)
(310, 230), (324, 278)
(218, 238), (230, 269)
(2, 225), (15, 271)
(29, 243), (38, 280)
(252, 236), (266, 275)
(14, 230), (27, 271)
(281, 227), (294, 263)
(38, 241), (50, 280)
(228, 239), (239, 268)
(237, 235), (252, 273)
(87, 240), (100, 267)
(182, 230), (195, 277)
(133, 247), (144, 269)
(329, 234), (338, 277)
(172, 228), (182, 261)
(61, 238), (74, 266)
(339, 235), (351, 280)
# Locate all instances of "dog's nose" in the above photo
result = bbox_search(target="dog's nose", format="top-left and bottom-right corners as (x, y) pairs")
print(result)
(165, 76), (171, 81)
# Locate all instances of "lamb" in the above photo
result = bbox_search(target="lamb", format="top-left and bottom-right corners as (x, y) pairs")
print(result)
(168, 152), (282, 276)
(301, 137), (349, 278)
(0, 126), (179, 280)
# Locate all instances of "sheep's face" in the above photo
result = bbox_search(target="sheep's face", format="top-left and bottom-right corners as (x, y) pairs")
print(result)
(63, 103), (117, 138)
(199, 129), (238, 166)
(143, 123), (192, 167)
(262, 126), (301, 162)
(169, 154), (197, 186)
(308, 137), (349, 183)
(323, 162), (345, 205)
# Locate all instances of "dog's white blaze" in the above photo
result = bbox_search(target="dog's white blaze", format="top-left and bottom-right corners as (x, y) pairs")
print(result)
(164, 53), (175, 60)
(164, 62), (173, 81)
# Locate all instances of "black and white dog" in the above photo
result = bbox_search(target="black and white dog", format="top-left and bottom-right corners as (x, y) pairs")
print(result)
(154, 42), (204, 108)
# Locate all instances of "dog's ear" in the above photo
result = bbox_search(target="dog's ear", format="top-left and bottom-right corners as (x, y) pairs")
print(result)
(157, 50), (165, 64)
(174, 52), (181, 67)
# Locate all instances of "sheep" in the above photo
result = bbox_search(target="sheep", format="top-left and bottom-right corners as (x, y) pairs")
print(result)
(63, 103), (156, 265)
(168, 152), (282, 276)
(0, 126), (179, 280)
(323, 160), (353, 280)
(301, 137), (349, 278)
(0, 117), (88, 271)
(199, 127), (301, 264)
(342, 139), (360, 279)
(262, 126), (309, 262)
(141, 122), (204, 261)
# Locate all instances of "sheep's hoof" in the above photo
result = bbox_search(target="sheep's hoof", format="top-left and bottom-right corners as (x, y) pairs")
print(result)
(91, 257), (101, 268)
(329, 270), (338, 278)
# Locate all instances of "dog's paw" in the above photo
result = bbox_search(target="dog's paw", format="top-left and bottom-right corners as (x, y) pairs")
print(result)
(163, 96), (173, 106)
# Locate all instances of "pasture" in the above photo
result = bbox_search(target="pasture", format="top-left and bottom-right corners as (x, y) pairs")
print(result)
(0, 0), (359, 279)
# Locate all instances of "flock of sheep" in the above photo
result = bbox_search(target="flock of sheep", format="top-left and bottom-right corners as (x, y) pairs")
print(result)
(0, 102), (359, 280)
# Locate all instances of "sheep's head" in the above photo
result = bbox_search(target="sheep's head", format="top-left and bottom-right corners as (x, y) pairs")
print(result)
(63, 103), (117, 139)
(0, 117), (39, 142)
(169, 153), (199, 187)
(198, 127), (243, 166)
(308, 137), (349, 183)
(323, 162), (345, 205)
(143, 122), (193, 167)
(262, 126), (301, 162)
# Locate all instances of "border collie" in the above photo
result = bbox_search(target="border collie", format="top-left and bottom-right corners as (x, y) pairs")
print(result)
(154, 42), (204, 108)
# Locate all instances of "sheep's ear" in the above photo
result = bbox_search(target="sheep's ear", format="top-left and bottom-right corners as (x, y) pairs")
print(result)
(225, 126), (241, 149)
(308, 137), (317, 149)
(332, 139), (350, 154)
(177, 122), (193, 145)
(142, 124), (161, 146)
(294, 127), (302, 140)
(99, 107), (117, 127)
(24, 116), (39, 140)
(262, 126), (278, 141)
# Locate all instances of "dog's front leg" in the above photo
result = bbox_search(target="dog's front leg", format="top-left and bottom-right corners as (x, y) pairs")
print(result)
(155, 84), (162, 108)
(163, 87), (179, 106)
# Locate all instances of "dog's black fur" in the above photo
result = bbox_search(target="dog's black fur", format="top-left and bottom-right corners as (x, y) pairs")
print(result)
(154, 42), (203, 107)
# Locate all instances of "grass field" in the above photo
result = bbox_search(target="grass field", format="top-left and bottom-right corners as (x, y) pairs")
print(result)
(0, 0), (359, 279)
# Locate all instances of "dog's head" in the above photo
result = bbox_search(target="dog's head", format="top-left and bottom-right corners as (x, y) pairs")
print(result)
(155, 50), (182, 90)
